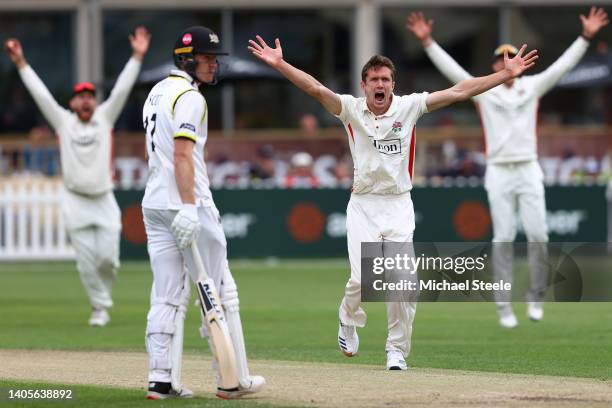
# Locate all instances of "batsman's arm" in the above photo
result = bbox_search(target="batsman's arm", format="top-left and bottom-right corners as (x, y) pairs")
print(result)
(173, 91), (205, 206)
(248, 35), (341, 116)
(426, 44), (538, 112)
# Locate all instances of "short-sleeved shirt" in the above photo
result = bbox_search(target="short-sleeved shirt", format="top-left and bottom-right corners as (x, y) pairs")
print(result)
(335, 93), (428, 194)
(141, 69), (213, 210)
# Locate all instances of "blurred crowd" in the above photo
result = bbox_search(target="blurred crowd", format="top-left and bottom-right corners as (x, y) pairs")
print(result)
(2, 126), (611, 189)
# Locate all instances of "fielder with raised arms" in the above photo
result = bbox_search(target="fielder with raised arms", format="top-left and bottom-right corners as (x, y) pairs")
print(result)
(4, 27), (150, 327)
(407, 7), (608, 328)
(249, 29), (537, 369)
(141, 26), (264, 399)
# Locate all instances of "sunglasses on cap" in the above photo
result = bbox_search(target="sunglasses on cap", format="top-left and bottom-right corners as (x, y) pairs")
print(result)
(73, 82), (96, 95)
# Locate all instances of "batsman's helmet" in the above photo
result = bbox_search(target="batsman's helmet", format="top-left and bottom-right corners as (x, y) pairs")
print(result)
(173, 26), (228, 77)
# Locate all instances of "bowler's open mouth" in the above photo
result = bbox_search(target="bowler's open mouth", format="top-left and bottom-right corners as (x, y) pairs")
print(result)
(374, 92), (385, 102)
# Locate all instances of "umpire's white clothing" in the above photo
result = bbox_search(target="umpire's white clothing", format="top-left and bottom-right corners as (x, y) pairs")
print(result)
(18, 58), (142, 309)
(335, 92), (427, 356)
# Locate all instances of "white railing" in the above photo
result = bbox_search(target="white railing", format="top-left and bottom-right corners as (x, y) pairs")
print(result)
(0, 177), (75, 261)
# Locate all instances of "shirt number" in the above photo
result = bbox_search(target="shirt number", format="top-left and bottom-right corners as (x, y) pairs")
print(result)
(144, 113), (157, 152)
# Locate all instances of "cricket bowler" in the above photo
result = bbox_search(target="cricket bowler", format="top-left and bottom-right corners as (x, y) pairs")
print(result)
(408, 7), (608, 328)
(248, 30), (538, 369)
(4, 27), (150, 327)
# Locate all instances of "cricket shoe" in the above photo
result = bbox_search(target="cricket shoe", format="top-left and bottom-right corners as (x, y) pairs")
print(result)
(338, 322), (359, 357)
(146, 382), (193, 399)
(216, 375), (266, 399)
(497, 305), (518, 329)
(88, 308), (110, 327)
(386, 350), (408, 371)
(527, 302), (544, 321)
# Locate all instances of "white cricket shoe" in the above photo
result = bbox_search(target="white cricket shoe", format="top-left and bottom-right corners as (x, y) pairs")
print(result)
(338, 322), (359, 357)
(386, 350), (408, 371)
(527, 302), (544, 321)
(216, 375), (266, 399)
(146, 382), (193, 399)
(497, 305), (518, 329)
(88, 308), (110, 327)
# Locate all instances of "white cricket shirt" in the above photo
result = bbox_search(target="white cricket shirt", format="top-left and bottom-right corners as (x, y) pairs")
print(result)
(335, 93), (429, 194)
(19, 58), (141, 195)
(425, 37), (589, 164)
(141, 69), (213, 210)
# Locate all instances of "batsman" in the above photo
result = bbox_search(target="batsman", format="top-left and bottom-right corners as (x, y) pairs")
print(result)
(141, 26), (265, 399)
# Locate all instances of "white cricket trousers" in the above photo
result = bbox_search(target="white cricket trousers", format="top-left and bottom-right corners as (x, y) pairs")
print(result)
(143, 205), (234, 383)
(485, 161), (549, 303)
(143, 205), (228, 322)
(339, 192), (417, 357)
(62, 189), (121, 310)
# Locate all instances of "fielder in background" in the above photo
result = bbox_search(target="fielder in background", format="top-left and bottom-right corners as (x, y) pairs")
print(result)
(408, 7), (608, 328)
(141, 26), (264, 399)
(4, 27), (150, 327)
(249, 31), (537, 369)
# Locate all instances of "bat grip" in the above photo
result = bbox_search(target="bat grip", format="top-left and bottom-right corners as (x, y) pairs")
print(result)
(191, 243), (209, 281)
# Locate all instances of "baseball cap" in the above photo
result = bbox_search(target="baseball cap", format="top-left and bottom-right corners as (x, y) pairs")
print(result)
(493, 44), (518, 60)
(73, 82), (96, 96)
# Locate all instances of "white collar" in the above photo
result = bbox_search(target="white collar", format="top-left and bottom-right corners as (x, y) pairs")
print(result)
(169, 69), (196, 85)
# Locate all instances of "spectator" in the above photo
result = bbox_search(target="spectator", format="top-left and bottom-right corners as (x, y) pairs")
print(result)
(333, 150), (354, 188)
(284, 151), (319, 188)
(22, 125), (58, 175)
(299, 113), (320, 138)
(248, 144), (277, 181)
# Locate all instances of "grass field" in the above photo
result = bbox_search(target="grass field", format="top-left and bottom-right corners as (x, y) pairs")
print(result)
(1, 260), (611, 407)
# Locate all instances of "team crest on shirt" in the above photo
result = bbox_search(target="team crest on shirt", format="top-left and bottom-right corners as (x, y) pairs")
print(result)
(391, 121), (403, 133)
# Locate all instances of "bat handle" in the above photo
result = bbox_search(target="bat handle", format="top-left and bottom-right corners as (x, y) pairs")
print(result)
(191, 242), (209, 281)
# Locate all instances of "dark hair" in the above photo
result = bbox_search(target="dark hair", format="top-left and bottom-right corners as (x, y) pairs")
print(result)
(361, 55), (396, 82)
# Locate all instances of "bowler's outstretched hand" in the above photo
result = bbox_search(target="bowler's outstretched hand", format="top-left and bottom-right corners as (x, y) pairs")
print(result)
(504, 44), (538, 78)
(248, 35), (283, 68)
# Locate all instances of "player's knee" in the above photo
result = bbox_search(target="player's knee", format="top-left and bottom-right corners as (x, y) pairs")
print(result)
(96, 248), (119, 271)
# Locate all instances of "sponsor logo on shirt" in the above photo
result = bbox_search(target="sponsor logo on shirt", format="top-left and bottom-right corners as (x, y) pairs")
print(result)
(373, 138), (401, 155)
(180, 123), (196, 132)
(72, 133), (98, 147)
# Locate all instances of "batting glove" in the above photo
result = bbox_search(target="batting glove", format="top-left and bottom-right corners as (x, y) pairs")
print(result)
(171, 204), (201, 250)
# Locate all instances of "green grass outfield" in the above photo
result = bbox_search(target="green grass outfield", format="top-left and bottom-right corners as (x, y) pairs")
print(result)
(1, 260), (611, 381)
(1, 259), (611, 407)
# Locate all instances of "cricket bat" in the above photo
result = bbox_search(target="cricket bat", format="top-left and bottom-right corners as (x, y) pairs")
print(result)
(191, 243), (240, 391)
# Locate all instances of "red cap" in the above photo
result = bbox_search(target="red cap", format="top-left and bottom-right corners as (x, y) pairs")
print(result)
(73, 82), (96, 95)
